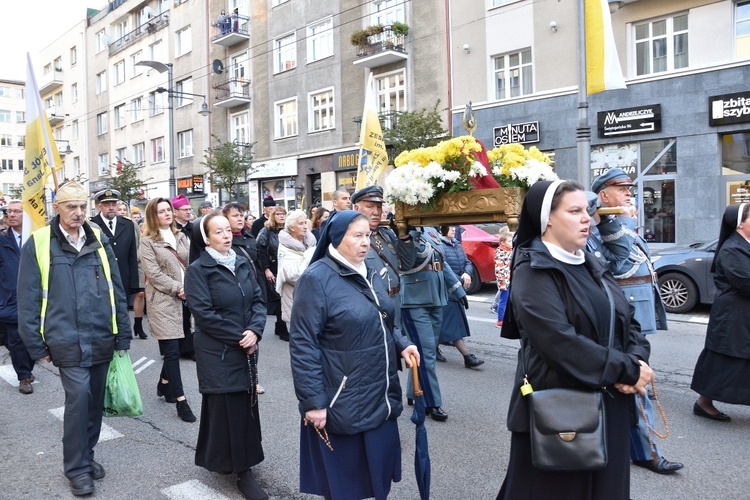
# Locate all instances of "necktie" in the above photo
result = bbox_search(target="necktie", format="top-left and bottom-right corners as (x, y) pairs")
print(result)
(109, 220), (114, 231)
(17, 235), (22, 249)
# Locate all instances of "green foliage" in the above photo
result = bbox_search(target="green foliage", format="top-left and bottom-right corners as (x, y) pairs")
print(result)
(391, 21), (409, 37)
(110, 160), (152, 202)
(201, 135), (256, 203)
(384, 100), (448, 156)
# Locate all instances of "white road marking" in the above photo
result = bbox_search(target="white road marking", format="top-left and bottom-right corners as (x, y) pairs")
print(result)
(133, 359), (156, 375)
(467, 316), (497, 324)
(49, 406), (123, 442)
(0, 364), (23, 387)
(162, 480), (232, 500)
(131, 356), (148, 368)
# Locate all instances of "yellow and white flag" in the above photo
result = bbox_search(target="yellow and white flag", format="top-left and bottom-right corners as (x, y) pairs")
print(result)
(23, 53), (62, 241)
(585, 0), (626, 94)
(355, 73), (388, 190)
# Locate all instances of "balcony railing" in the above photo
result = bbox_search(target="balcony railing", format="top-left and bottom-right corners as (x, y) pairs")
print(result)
(211, 14), (251, 46)
(109, 11), (170, 57)
(353, 110), (400, 133)
(353, 26), (408, 68)
(213, 77), (251, 108)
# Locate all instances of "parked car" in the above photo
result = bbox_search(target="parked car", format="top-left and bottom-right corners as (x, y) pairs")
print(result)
(651, 239), (717, 314)
(459, 223), (506, 295)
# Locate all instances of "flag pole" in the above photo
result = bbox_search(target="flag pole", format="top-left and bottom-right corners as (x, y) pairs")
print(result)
(577, 0), (591, 189)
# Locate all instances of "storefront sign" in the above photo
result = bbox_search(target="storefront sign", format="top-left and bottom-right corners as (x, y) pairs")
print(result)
(249, 157), (298, 180)
(709, 91), (750, 126)
(177, 176), (194, 195)
(493, 121), (540, 146)
(192, 175), (204, 195)
(597, 105), (661, 138)
(333, 150), (359, 171)
(728, 181), (750, 204)
(89, 179), (110, 192)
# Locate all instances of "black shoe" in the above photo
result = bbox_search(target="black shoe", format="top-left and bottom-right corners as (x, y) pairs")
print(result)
(135, 328), (148, 339)
(407, 398), (414, 406)
(429, 406), (448, 422)
(436, 347), (446, 362)
(279, 331), (290, 342)
(647, 389), (655, 400)
(237, 469), (269, 500)
(69, 473), (94, 496)
(464, 354), (485, 369)
(90, 460), (105, 480)
(176, 400), (197, 423)
(633, 457), (684, 475)
(693, 402), (731, 422)
(157, 380), (176, 403)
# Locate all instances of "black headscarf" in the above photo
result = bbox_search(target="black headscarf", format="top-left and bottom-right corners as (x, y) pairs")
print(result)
(712, 203), (748, 272)
(309, 210), (363, 264)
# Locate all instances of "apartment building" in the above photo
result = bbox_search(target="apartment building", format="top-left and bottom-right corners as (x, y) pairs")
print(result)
(450, 0), (750, 245)
(0, 80), (26, 200)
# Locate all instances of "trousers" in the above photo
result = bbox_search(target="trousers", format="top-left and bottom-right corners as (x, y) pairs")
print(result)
(158, 339), (184, 398)
(58, 363), (109, 478)
(402, 306), (443, 408)
(0, 321), (35, 380)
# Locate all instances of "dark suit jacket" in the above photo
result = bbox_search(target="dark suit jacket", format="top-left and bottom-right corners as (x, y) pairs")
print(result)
(90, 214), (139, 294)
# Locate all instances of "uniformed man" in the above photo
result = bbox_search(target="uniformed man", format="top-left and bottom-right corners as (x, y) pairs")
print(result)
(90, 189), (142, 339)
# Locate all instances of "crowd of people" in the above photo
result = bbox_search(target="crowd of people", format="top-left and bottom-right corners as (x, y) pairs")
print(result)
(1, 169), (748, 499)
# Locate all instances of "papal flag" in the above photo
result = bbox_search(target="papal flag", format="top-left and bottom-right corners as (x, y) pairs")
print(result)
(585, 0), (627, 94)
(23, 53), (63, 241)
(355, 73), (388, 190)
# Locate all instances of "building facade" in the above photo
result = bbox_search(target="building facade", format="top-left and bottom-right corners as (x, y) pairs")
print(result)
(0, 80), (27, 202)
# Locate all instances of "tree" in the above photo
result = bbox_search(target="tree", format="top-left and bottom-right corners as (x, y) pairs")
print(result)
(384, 100), (448, 156)
(201, 135), (256, 203)
(109, 160), (153, 202)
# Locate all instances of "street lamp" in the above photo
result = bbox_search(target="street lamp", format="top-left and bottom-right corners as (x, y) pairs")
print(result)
(56, 140), (73, 155)
(136, 60), (212, 198)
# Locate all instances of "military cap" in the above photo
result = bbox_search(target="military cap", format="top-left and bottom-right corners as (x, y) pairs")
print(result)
(199, 200), (213, 208)
(591, 168), (634, 194)
(351, 185), (385, 205)
(93, 188), (121, 204)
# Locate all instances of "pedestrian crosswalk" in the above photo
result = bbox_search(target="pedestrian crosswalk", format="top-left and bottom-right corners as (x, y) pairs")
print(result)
(49, 406), (124, 442)
(0, 364), (24, 387)
(162, 480), (232, 500)
(131, 355), (156, 375)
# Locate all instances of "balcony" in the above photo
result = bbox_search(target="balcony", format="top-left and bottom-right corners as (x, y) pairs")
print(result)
(39, 69), (64, 95)
(211, 14), (250, 47)
(352, 25), (408, 69)
(213, 77), (251, 108)
(353, 110), (400, 134)
(47, 105), (65, 125)
(109, 11), (169, 57)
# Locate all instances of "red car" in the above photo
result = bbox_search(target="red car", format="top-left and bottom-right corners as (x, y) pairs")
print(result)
(459, 223), (506, 294)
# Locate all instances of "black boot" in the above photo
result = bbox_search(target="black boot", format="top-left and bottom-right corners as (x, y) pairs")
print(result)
(277, 321), (289, 342)
(237, 469), (268, 500)
(134, 317), (148, 339)
(176, 399), (197, 422)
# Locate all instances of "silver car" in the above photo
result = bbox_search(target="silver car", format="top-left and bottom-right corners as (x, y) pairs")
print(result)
(651, 239), (717, 314)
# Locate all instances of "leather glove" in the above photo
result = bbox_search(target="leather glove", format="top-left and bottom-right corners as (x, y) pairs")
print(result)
(460, 296), (469, 309)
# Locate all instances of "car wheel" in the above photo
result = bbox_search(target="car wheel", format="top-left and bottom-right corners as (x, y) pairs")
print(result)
(658, 272), (698, 314)
(465, 265), (482, 295)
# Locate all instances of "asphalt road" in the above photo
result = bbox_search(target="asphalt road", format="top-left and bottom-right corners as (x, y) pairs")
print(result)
(0, 285), (748, 499)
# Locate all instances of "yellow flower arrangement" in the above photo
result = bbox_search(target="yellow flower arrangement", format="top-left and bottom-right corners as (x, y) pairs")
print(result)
(487, 144), (557, 188)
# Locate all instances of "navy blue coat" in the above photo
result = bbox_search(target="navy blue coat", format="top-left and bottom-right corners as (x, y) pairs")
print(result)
(289, 254), (412, 435)
(0, 229), (20, 322)
(185, 251), (267, 394)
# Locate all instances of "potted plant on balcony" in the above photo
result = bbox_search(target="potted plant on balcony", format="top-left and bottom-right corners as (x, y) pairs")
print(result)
(391, 21), (409, 38)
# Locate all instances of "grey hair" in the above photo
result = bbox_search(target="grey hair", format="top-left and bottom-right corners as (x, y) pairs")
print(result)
(284, 209), (307, 230)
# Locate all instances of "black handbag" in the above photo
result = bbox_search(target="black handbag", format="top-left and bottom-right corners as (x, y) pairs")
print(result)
(521, 281), (616, 471)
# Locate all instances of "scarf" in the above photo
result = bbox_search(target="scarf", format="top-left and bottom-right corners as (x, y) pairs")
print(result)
(206, 247), (237, 274)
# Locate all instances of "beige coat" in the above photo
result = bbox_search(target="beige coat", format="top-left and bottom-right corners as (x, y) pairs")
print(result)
(140, 232), (190, 340)
(276, 229), (316, 324)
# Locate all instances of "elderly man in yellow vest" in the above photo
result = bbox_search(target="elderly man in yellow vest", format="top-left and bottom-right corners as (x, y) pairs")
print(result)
(17, 181), (132, 497)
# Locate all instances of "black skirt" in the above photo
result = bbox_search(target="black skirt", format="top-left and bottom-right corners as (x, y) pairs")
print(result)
(195, 391), (264, 474)
(439, 299), (470, 343)
(691, 349), (750, 405)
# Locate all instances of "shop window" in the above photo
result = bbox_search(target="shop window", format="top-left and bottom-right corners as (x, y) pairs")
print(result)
(721, 132), (750, 205)
(260, 178), (296, 210)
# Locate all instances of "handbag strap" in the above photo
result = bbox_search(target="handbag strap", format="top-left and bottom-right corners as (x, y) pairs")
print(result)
(166, 246), (187, 270)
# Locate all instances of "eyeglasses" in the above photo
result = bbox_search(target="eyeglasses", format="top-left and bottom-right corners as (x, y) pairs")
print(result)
(6, 209), (23, 214)
(177, 207), (193, 212)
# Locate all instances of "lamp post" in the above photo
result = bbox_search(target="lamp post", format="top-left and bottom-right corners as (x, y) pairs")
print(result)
(136, 60), (211, 198)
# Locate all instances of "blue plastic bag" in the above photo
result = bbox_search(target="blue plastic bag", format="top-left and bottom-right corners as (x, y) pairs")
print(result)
(103, 351), (143, 417)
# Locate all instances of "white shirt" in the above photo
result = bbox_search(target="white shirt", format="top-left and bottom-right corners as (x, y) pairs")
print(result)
(11, 228), (22, 249)
(103, 215), (117, 234)
(59, 224), (87, 252)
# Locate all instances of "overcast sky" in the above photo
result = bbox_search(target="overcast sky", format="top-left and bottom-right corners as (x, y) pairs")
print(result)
(0, 1), (104, 81)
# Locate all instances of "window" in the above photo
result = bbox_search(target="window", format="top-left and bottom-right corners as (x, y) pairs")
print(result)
(736, 1), (750, 59)
(131, 51), (143, 77)
(309, 88), (334, 132)
(149, 39), (165, 61)
(231, 112), (249, 144)
(43, 63), (51, 75)
(73, 157), (81, 177)
(132, 97), (143, 122)
(132, 142), (145, 166)
(494, 49), (533, 100)
(54, 92), (63, 107)
(70, 46), (77, 66)
(54, 57), (62, 71)
(151, 137), (165, 163)
(175, 26), (192, 57)
(376, 70), (406, 129)
(98, 153), (109, 176)
(0, 110), (11, 123)
(370, 0), (405, 25)
(96, 71), (107, 94)
(115, 18), (129, 40)
(15, 111), (25, 123)
(95, 30), (107, 53)
(274, 33), (297, 73)
(17, 136), (25, 146)
(97, 112), (108, 135)
(71, 83), (78, 103)
(0, 86), (9, 97)
(307, 18), (333, 62)
(635, 14), (688, 76)
(1, 160), (13, 170)
(113, 60), (125, 85)
(72, 120), (79, 140)
(0, 135), (12, 145)
(114, 104), (126, 129)
(115, 148), (127, 166)
(14, 88), (23, 99)
(275, 98), (297, 138)
(175, 78), (193, 107)
(149, 90), (166, 116)
(177, 129), (193, 158)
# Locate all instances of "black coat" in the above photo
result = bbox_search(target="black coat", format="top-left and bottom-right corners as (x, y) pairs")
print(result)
(704, 231), (750, 359)
(256, 227), (279, 275)
(185, 251), (267, 394)
(503, 238), (649, 432)
(289, 254), (412, 435)
(250, 215), (267, 238)
(0, 229), (20, 322)
(90, 214), (139, 294)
